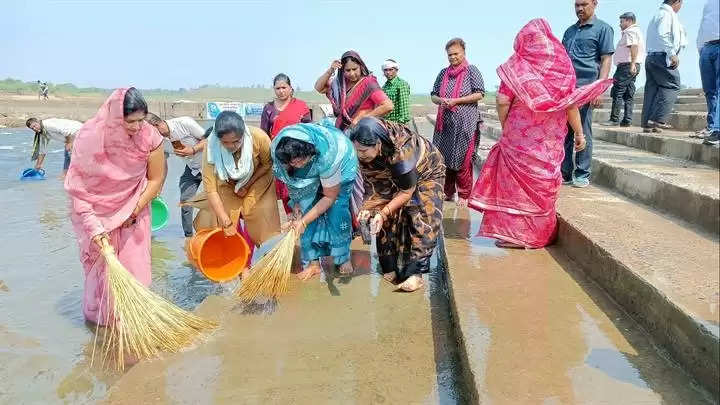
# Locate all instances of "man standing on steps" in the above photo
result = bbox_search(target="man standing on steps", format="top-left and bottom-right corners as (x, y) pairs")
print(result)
(381, 59), (411, 125)
(603, 12), (645, 128)
(561, 0), (614, 188)
(697, 0), (719, 146)
(641, 0), (687, 134)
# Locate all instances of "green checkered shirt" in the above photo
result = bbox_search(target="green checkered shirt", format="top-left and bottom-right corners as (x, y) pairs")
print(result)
(382, 76), (411, 124)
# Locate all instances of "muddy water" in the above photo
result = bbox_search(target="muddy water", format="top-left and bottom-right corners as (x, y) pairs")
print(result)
(0, 128), (467, 404)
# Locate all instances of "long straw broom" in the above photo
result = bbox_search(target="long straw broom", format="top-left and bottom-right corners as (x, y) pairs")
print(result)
(235, 229), (298, 302)
(92, 238), (218, 371)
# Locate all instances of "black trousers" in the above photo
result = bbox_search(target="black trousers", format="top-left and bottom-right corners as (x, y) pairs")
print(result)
(609, 62), (639, 124)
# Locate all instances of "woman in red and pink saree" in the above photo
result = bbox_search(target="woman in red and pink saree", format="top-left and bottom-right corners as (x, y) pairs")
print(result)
(314, 50), (394, 130)
(64, 88), (166, 324)
(469, 19), (612, 249)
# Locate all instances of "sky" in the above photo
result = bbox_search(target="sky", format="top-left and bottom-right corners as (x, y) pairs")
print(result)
(2, 0), (710, 94)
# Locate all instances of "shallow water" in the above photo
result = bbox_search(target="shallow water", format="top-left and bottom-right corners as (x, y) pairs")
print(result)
(0, 128), (467, 404)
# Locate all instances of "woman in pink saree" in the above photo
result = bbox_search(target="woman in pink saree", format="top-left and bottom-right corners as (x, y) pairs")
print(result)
(64, 88), (166, 324)
(469, 19), (612, 248)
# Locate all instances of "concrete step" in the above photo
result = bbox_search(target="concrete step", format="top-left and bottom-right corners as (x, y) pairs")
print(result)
(467, 147), (719, 399)
(442, 207), (716, 403)
(602, 95), (707, 105)
(480, 121), (720, 236)
(597, 103), (708, 113)
(593, 109), (707, 132)
(419, 114), (719, 397)
(592, 126), (720, 169)
(554, 186), (720, 400)
(480, 109), (719, 168)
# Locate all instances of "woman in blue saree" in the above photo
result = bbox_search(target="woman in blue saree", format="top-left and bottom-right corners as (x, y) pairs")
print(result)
(271, 122), (360, 280)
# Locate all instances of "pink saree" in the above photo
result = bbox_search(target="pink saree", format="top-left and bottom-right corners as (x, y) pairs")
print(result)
(469, 19), (612, 248)
(64, 88), (163, 324)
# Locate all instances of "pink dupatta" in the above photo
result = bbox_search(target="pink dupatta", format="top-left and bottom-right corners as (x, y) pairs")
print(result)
(434, 60), (469, 133)
(64, 88), (163, 324)
(496, 18), (612, 112)
(65, 88), (162, 238)
(468, 19), (612, 248)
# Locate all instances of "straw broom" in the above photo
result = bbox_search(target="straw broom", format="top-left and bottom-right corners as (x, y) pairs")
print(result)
(92, 238), (218, 371)
(235, 229), (298, 302)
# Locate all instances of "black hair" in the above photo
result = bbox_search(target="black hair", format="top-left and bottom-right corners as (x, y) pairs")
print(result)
(123, 87), (148, 117)
(664, 0), (681, 4)
(26, 117), (40, 128)
(274, 137), (317, 165)
(273, 73), (291, 87)
(346, 117), (394, 156)
(144, 112), (164, 126)
(214, 111), (245, 138)
(203, 126), (214, 139)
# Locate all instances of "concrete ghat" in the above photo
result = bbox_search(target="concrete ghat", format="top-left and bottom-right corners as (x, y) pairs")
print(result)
(105, 239), (469, 404)
(440, 207), (712, 404)
(424, 113), (719, 399)
(591, 126), (720, 168)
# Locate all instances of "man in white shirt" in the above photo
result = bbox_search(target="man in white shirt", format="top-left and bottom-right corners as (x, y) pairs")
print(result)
(697, 0), (720, 145)
(25, 117), (82, 176)
(641, 0), (687, 133)
(604, 12), (646, 127)
(146, 113), (207, 238)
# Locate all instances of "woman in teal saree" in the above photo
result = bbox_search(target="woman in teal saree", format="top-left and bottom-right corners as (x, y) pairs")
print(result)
(271, 122), (360, 280)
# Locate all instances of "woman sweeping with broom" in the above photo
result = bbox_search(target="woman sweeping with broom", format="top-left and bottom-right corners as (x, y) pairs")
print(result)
(65, 87), (166, 325)
(271, 122), (360, 280)
(66, 88), (217, 369)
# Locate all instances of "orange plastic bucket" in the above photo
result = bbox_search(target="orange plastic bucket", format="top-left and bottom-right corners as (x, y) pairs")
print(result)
(187, 228), (250, 282)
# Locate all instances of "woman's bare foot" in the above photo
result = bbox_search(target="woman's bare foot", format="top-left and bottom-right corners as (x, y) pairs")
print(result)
(337, 261), (354, 275)
(297, 261), (322, 281)
(398, 275), (424, 292)
(382, 271), (397, 284)
(457, 198), (468, 208)
(495, 240), (524, 249)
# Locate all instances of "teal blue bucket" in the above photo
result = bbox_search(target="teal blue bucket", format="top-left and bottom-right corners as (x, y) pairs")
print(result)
(150, 197), (169, 232)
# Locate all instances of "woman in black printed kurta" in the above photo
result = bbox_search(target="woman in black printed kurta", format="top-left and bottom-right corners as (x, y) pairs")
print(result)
(431, 37), (485, 207)
(348, 117), (446, 293)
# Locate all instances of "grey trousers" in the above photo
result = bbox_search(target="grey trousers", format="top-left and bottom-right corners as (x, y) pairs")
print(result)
(179, 165), (202, 237)
(641, 53), (681, 126)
